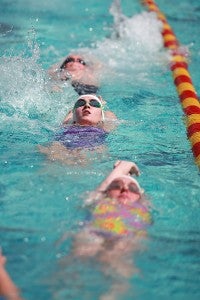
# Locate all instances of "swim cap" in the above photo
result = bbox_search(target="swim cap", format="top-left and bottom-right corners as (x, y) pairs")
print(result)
(77, 94), (100, 102)
(116, 175), (144, 195)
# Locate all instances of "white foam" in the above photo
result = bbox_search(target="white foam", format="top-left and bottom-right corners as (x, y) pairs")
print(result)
(0, 43), (76, 132)
(95, 11), (164, 65)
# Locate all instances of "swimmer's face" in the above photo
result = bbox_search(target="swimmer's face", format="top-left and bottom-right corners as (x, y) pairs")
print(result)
(61, 54), (87, 71)
(73, 95), (103, 125)
(106, 177), (141, 204)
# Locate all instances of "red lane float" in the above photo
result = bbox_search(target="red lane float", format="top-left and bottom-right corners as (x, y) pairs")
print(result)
(141, 0), (200, 167)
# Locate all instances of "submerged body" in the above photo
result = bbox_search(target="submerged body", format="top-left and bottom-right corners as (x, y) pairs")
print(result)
(55, 125), (108, 150)
(72, 162), (152, 287)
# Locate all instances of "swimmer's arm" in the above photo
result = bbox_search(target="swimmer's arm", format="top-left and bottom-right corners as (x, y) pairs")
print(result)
(48, 64), (70, 93)
(48, 63), (59, 77)
(48, 62), (62, 80)
(62, 110), (73, 125)
(105, 111), (117, 120)
(48, 58), (72, 82)
(48, 55), (69, 76)
(0, 251), (23, 300)
(96, 161), (140, 193)
(85, 161), (140, 205)
(103, 111), (118, 132)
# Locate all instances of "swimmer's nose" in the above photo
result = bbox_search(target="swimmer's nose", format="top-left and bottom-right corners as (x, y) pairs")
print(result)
(83, 103), (90, 108)
(121, 186), (128, 192)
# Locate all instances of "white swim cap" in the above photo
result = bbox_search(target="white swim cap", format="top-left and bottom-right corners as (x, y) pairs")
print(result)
(77, 94), (100, 102)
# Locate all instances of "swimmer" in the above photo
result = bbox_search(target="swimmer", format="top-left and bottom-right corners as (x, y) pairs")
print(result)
(48, 53), (102, 94)
(0, 249), (23, 300)
(0, 161), (151, 300)
(39, 94), (117, 164)
(60, 160), (152, 300)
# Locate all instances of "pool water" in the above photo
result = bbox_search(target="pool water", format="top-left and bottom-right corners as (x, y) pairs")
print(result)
(0, 0), (200, 299)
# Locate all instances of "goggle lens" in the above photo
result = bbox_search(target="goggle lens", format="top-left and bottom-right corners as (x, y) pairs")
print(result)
(74, 99), (101, 109)
(107, 180), (140, 194)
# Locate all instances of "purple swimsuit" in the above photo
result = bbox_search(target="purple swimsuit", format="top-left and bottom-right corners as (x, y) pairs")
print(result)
(55, 125), (107, 149)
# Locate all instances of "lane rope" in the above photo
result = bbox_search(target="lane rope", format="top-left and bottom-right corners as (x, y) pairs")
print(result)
(141, 0), (200, 167)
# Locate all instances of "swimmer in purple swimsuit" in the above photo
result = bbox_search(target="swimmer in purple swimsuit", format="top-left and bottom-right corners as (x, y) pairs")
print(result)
(39, 94), (117, 164)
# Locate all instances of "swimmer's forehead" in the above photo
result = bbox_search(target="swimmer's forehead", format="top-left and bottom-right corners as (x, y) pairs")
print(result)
(77, 94), (102, 103)
(67, 53), (91, 64)
(110, 175), (143, 194)
(112, 177), (136, 184)
(111, 176), (139, 188)
(68, 53), (84, 59)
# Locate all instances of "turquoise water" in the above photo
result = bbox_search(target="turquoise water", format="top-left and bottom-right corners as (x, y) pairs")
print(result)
(0, 0), (200, 299)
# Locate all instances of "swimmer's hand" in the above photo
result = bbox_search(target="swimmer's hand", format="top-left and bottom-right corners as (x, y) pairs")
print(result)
(0, 248), (6, 268)
(59, 70), (72, 81)
(62, 110), (73, 125)
(94, 161), (141, 198)
(113, 160), (140, 176)
(0, 248), (23, 300)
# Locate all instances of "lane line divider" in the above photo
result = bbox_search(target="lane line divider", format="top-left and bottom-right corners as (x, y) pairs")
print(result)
(141, 0), (200, 167)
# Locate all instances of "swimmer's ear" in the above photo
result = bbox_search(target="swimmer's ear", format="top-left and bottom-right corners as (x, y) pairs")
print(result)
(98, 95), (106, 105)
(129, 164), (140, 176)
(113, 160), (121, 168)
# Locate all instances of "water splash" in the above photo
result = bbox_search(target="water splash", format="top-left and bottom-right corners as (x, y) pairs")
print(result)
(88, 0), (168, 85)
(0, 28), (75, 133)
(0, 1), (168, 134)
(109, 0), (127, 39)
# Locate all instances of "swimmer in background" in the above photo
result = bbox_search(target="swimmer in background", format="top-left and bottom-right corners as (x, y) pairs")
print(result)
(39, 94), (117, 164)
(48, 53), (102, 95)
(48, 53), (115, 123)
(59, 160), (152, 300)
(0, 249), (23, 300)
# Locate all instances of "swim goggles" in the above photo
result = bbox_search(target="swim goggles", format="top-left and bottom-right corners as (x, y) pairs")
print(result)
(106, 178), (143, 195)
(60, 56), (86, 69)
(73, 94), (105, 121)
(73, 98), (102, 109)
